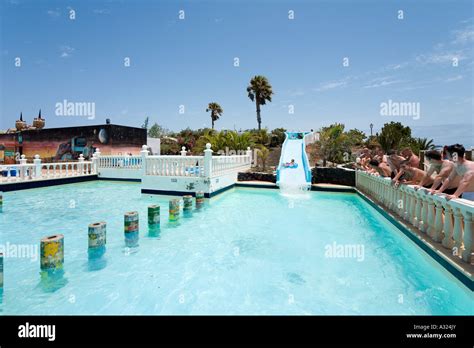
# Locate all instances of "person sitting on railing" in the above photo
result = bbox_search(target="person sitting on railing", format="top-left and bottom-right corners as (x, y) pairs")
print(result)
(368, 159), (391, 177)
(392, 160), (432, 187)
(432, 144), (474, 200)
(414, 150), (459, 195)
(401, 147), (420, 169)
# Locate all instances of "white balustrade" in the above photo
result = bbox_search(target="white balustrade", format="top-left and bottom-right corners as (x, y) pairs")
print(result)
(146, 156), (205, 177)
(0, 154), (94, 183)
(356, 170), (474, 264)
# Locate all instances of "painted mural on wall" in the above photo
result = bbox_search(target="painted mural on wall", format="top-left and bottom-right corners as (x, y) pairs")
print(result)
(0, 124), (146, 164)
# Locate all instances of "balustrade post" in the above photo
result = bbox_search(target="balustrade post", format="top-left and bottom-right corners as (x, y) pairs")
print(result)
(413, 191), (423, 228)
(78, 154), (84, 175)
(34, 154), (42, 179)
(140, 145), (149, 177)
(92, 148), (101, 174)
(461, 210), (473, 263)
(441, 202), (454, 249)
(432, 199), (444, 242)
(425, 196), (436, 239)
(246, 147), (252, 167)
(452, 207), (463, 257)
(204, 143), (213, 179)
(19, 154), (27, 179)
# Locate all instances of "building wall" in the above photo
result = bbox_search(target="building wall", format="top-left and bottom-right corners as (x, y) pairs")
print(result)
(0, 124), (146, 163)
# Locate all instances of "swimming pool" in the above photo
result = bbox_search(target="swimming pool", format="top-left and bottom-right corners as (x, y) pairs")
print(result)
(0, 181), (472, 315)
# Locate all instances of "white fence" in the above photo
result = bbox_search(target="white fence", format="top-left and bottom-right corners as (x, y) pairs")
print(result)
(0, 154), (94, 183)
(212, 155), (252, 177)
(356, 170), (474, 264)
(97, 155), (142, 170)
(0, 144), (253, 191)
(96, 144), (252, 180)
(146, 156), (205, 177)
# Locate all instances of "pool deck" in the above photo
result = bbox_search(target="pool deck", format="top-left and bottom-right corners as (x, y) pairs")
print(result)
(0, 174), (98, 192)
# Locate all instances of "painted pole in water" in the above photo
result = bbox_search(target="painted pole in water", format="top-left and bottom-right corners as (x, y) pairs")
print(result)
(0, 191), (3, 213)
(195, 191), (204, 208)
(0, 252), (3, 288)
(40, 234), (64, 271)
(148, 204), (160, 232)
(169, 199), (180, 222)
(124, 211), (139, 247)
(88, 222), (107, 248)
(88, 222), (107, 259)
(183, 195), (193, 211)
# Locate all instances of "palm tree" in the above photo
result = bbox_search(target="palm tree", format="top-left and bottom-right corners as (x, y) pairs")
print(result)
(206, 102), (223, 130)
(256, 145), (270, 171)
(413, 137), (435, 151)
(247, 75), (273, 130)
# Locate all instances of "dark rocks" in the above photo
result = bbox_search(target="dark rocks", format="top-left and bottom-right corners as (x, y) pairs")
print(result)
(311, 167), (355, 186)
(237, 171), (276, 183)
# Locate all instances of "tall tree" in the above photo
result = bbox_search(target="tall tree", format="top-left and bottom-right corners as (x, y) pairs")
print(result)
(247, 75), (273, 130)
(148, 123), (169, 138)
(377, 122), (412, 152)
(142, 116), (149, 129)
(317, 123), (351, 166)
(206, 102), (223, 130)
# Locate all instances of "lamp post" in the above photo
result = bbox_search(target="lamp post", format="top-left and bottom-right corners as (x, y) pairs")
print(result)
(370, 123), (373, 137)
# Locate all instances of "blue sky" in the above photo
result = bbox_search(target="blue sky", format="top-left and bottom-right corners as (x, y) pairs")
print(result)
(1, 0), (473, 147)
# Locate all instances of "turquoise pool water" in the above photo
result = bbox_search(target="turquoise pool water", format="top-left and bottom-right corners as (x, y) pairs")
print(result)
(0, 181), (472, 315)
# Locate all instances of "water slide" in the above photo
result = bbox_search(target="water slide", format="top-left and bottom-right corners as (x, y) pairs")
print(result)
(276, 132), (312, 191)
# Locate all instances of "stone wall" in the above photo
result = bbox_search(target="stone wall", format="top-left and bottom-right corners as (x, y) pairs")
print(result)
(238, 167), (356, 186)
(311, 167), (355, 186)
(237, 172), (276, 183)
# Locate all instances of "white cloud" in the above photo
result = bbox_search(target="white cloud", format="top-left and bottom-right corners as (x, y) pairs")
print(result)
(93, 9), (111, 15)
(415, 51), (466, 65)
(315, 79), (348, 92)
(451, 25), (474, 45)
(47, 9), (61, 18)
(288, 90), (305, 97)
(363, 78), (403, 89)
(445, 75), (463, 82)
(59, 45), (75, 58)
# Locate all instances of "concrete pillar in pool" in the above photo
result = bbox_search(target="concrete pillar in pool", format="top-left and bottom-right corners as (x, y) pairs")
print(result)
(195, 191), (204, 208)
(169, 199), (180, 222)
(40, 234), (64, 271)
(88, 222), (106, 258)
(124, 211), (139, 247)
(148, 204), (160, 236)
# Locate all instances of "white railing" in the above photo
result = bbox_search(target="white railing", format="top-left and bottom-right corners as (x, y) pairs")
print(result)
(146, 156), (205, 177)
(0, 164), (36, 182)
(0, 154), (94, 184)
(142, 144), (252, 179)
(97, 155), (142, 169)
(39, 161), (93, 179)
(356, 170), (474, 264)
(212, 155), (251, 177)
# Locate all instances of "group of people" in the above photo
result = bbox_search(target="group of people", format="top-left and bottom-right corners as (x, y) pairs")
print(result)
(356, 144), (474, 200)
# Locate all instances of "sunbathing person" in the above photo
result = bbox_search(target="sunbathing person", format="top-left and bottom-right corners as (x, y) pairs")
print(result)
(401, 148), (420, 169)
(392, 160), (432, 187)
(414, 150), (459, 194)
(433, 144), (474, 200)
(368, 159), (391, 177)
